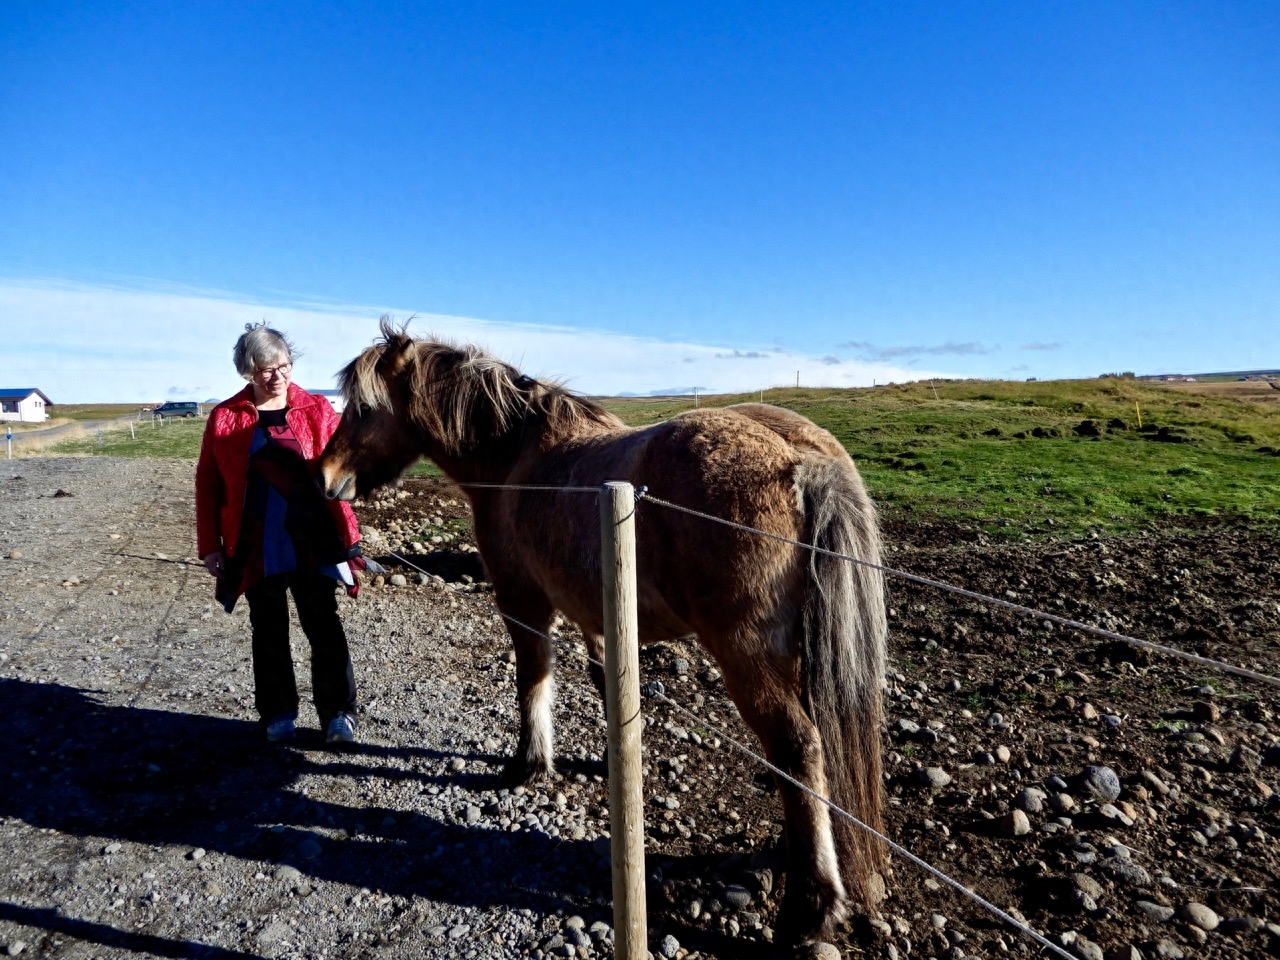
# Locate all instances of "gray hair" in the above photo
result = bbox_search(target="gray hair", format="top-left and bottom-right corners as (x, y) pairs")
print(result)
(233, 322), (299, 379)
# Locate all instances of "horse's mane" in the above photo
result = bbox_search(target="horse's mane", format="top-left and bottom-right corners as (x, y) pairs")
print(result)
(339, 316), (623, 453)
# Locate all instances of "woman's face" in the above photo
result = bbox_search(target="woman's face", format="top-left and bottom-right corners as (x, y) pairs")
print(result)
(251, 352), (292, 403)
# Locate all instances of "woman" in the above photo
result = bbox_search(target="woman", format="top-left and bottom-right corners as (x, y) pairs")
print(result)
(196, 323), (364, 745)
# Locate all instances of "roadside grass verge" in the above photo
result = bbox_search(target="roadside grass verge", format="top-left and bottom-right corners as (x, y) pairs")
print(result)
(51, 404), (152, 421)
(47, 417), (207, 458)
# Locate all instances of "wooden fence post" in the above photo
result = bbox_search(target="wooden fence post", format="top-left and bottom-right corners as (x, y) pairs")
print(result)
(600, 481), (647, 958)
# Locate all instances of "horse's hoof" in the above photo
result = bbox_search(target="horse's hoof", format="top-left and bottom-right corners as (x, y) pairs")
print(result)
(774, 885), (847, 945)
(501, 758), (554, 787)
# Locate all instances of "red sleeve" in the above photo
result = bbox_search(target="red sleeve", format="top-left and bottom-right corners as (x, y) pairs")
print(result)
(195, 414), (226, 559)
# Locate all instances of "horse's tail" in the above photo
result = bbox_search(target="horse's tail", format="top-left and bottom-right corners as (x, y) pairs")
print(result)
(795, 454), (888, 903)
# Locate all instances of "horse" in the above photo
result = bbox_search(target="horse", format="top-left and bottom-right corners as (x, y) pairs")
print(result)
(318, 319), (888, 941)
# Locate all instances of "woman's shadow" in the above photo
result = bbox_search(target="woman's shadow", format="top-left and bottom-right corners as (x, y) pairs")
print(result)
(0, 677), (608, 940)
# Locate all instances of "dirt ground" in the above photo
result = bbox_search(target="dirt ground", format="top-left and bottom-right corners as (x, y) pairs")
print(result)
(2, 458), (1279, 960)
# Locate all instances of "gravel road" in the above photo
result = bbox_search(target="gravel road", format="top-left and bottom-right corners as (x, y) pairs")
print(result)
(0, 458), (625, 960)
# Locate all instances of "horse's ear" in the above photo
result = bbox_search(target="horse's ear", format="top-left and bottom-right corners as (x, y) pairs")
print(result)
(382, 336), (415, 378)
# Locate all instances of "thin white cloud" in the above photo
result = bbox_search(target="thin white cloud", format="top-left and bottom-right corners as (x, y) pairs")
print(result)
(1021, 341), (1064, 352)
(0, 278), (957, 402)
(838, 340), (993, 361)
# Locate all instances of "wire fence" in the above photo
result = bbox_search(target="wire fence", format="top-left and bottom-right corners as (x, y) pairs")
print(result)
(384, 546), (1077, 959)
(380, 478), (1280, 958)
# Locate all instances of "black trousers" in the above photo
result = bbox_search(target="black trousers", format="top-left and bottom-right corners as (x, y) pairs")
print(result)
(245, 570), (357, 726)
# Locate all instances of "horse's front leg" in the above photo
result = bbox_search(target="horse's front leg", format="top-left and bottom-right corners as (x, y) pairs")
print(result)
(583, 633), (606, 703)
(496, 593), (557, 785)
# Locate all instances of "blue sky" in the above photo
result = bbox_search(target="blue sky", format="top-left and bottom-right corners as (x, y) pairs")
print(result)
(2, 2), (1277, 402)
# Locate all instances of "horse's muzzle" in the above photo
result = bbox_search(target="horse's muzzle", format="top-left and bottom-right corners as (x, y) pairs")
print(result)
(323, 470), (357, 502)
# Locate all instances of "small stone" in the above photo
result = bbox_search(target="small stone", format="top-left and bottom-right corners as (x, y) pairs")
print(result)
(1071, 889), (1098, 913)
(995, 745), (1012, 763)
(1106, 947), (1143, 960)
(916, 767), (952, 789)
(720, 884), (752, 910)
(1230, 744), (1262, 773)
(1153, 940), (1183, 960)
(1102, 859), (1151, 888)
(656, 934), (680, 959)
(102, 842), (122, 855)
(1073, 936), (1105, 960)
(1015, 788), (1046, 813)
(894, 718), (921, 737)
(188, 847), (206, 861)
(1098, 803), (1134, 827)
(1135, 901), (1175, 923)
(1181, 902), (1219, 931)
(275, 865), (301, 882)
(464, 805), (482, 824)
(389, 573), (408, 587)
(1079, 765), (1122, 801)
(447, 924), (471, 939)
(6, 550), (22, 559)
(5, 943), (26, 957)
(1001, 810), (1032, 837)
(1081, 703), (1100, 721)
(1220, 916), (1264, 935)
(1049, 793), (1077, 814)
(800, 944), (842, 960)
(1139, 770), (1170, 796)
(256, 921), (292, 947)
(1072, 874), (1104, 900)
(1191, 701), (1220, 722)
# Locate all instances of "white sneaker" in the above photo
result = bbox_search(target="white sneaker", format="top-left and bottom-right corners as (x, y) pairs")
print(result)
(265, 717), (296, 742)
(325, 713), (356, 745)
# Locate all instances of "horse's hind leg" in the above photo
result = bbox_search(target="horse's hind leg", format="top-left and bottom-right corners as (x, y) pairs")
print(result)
(496, 594), (557, 785)
(721, 662), (847, 942)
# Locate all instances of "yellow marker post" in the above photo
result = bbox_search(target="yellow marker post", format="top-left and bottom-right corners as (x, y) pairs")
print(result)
(1135, 401), (1142, 428)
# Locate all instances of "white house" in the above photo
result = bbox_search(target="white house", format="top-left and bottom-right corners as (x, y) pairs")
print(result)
(0, 388), (53, 423)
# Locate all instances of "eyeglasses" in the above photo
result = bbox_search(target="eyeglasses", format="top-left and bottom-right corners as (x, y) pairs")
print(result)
(255, 361), (292, 380)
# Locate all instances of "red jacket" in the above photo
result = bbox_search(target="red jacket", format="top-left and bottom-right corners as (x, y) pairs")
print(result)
(195, 383), (359, 561)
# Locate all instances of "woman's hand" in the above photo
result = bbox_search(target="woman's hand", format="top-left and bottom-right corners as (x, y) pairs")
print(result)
(202, 552), (227, 578)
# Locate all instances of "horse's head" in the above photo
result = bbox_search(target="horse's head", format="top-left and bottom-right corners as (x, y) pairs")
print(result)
(321, 317), (622, 499)
(319, 319), (426, 501)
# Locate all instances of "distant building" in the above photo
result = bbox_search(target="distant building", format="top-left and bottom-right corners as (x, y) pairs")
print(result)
(0, 388), (52, 423)
(311, 388), (346, 413)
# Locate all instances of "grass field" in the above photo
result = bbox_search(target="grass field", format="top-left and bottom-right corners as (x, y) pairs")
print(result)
(44, 377), (1280, 535)
(51, 404), (152, 421)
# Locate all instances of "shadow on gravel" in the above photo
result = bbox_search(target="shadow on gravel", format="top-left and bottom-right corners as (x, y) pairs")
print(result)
(0, 678), (604, 920)
(0, 902), (260, 959)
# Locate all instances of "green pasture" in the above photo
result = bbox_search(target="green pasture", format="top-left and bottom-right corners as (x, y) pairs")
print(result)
(600, 378), (1280, 534)
(48, 378), (1280, 535)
